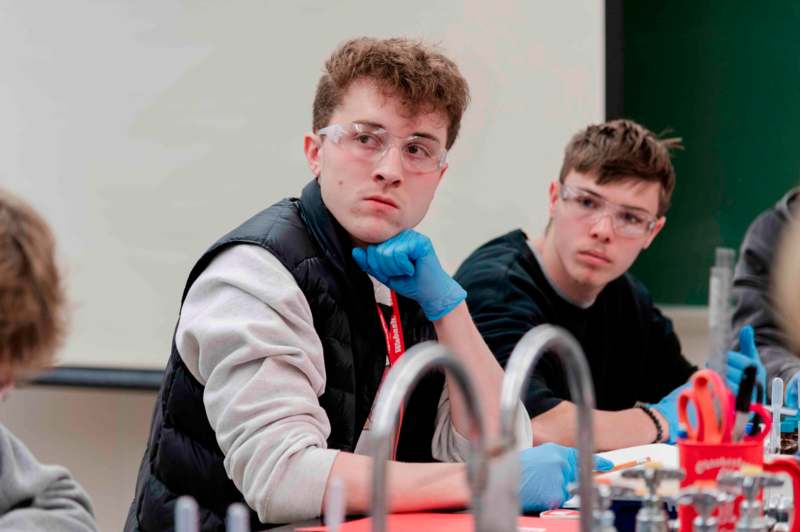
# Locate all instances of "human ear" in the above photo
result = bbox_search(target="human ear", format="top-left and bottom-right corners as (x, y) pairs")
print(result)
(642, 216), (666, 249)
(304, 133), (322, 177)
(548, 181), (559, 218)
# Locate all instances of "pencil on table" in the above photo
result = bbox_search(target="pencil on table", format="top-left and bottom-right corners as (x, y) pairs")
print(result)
(594, 456), (652, 475)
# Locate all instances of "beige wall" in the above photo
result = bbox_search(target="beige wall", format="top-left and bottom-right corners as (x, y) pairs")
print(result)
(0, 1), (604, 370)
(662, 306), (709, 367)
(0, 387), (157, 532)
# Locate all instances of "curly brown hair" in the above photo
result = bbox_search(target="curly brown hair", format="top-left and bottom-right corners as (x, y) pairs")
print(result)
(312, 37), (470, 150)
(0, 188), (66, 378)
(559, 119), (683, 216)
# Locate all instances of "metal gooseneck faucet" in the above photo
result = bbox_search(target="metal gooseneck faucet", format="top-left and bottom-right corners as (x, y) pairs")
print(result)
(368, 341), (488, 532)
(484, 324), (597, 532)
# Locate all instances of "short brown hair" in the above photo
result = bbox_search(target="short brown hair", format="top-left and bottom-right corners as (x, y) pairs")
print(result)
(559, 119), (683, 216)
(0, 188), (65, 377)
(312, 37), (470, 149)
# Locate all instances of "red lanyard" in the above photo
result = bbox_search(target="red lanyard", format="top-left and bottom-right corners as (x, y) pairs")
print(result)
(376, 290), (406, 365)
(375, 290), (406, 459)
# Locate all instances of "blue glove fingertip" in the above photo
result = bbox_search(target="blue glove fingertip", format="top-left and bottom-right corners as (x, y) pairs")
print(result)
(739, 325), (757, 359)
(405, 230), (433, 261)
(594, 456), (614, 472)
(366, 247), (393, 285)
(395, 250), (415, 277)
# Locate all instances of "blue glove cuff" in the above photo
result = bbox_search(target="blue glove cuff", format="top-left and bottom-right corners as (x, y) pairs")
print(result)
(421, 282), (466, 321)
(650, 399), (695, 444)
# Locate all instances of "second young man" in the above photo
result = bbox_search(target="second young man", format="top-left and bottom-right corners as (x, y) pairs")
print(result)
(456, 119), (761, 450)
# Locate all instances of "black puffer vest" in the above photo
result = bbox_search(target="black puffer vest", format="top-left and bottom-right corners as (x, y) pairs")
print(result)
(125, 180), (444, 531)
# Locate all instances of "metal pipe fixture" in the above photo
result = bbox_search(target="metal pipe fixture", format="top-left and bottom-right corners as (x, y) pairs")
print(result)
(369, 342), (488, 532)
(487, 325), (597, 532)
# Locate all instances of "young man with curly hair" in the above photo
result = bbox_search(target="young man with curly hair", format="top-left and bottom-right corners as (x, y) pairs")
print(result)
(125, 37), (607, 531)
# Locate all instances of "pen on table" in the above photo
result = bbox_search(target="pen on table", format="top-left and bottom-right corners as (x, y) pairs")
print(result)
(732, 365), (757, 442)
(594, 456), (652, 475)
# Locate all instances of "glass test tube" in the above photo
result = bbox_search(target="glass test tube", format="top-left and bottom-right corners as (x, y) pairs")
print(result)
(770, 378), (784, 455)
(707, 247), (735, 378)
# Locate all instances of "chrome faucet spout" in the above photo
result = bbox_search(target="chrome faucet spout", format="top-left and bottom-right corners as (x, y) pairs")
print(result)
(369, 341), (488, 532)
(490, 325), (596, 532)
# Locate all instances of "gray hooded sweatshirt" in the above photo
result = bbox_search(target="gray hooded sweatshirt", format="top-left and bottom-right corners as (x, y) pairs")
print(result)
(0, 422), (97, 531)
(731, 187), (800, 393)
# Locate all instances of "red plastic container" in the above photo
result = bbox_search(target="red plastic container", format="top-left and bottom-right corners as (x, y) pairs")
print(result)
(678, 439), (800, 532)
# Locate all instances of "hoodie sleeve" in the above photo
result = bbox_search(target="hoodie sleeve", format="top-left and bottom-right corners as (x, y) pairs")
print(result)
(731, 204), (800, 392)
(431, 387), (533, 461)
(176, 244), (339, 524)
(0, 424), (97, 532)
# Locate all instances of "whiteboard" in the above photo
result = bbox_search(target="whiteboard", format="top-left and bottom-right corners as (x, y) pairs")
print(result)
(0, 1), (604, 369)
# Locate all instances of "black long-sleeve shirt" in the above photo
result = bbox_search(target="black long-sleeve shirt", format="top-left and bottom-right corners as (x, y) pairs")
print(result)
(455, 229), (695, 417)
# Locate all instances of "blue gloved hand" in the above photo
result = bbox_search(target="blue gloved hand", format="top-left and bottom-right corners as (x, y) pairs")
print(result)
(518, 444), (613, 513)
(725, 325), (767, 401)
(352, 229), (466, 321)
(649, 381), (692, 444)
(781, 376), (800, 435)
(594, 455), (614, 476)
(786, 373), (800, 409)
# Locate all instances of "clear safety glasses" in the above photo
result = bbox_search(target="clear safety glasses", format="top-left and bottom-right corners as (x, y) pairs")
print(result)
(317, 122), (447, 174)
(559, 183), (659, 238)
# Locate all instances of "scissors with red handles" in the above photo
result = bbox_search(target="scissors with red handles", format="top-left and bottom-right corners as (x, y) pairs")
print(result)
(678, 369), (735, 443)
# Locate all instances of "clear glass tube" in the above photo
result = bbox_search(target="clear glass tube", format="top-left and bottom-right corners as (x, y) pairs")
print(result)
(707, 247), (735, 379)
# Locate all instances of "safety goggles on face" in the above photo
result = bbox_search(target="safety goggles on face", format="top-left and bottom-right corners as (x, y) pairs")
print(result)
(317, 122), (447, 174)
(559, 183), (659, 238)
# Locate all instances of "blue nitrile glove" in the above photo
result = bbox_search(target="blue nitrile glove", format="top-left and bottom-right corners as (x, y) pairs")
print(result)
(786, 373), (800, 409)
(518, 444), (613, 513)
(725, 325), (767, 402)
(352, 229), (466, 321)
(649, 381), (693, 444)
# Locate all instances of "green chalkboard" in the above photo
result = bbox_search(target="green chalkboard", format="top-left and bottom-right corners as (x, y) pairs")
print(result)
(624, 2), (800, 304)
